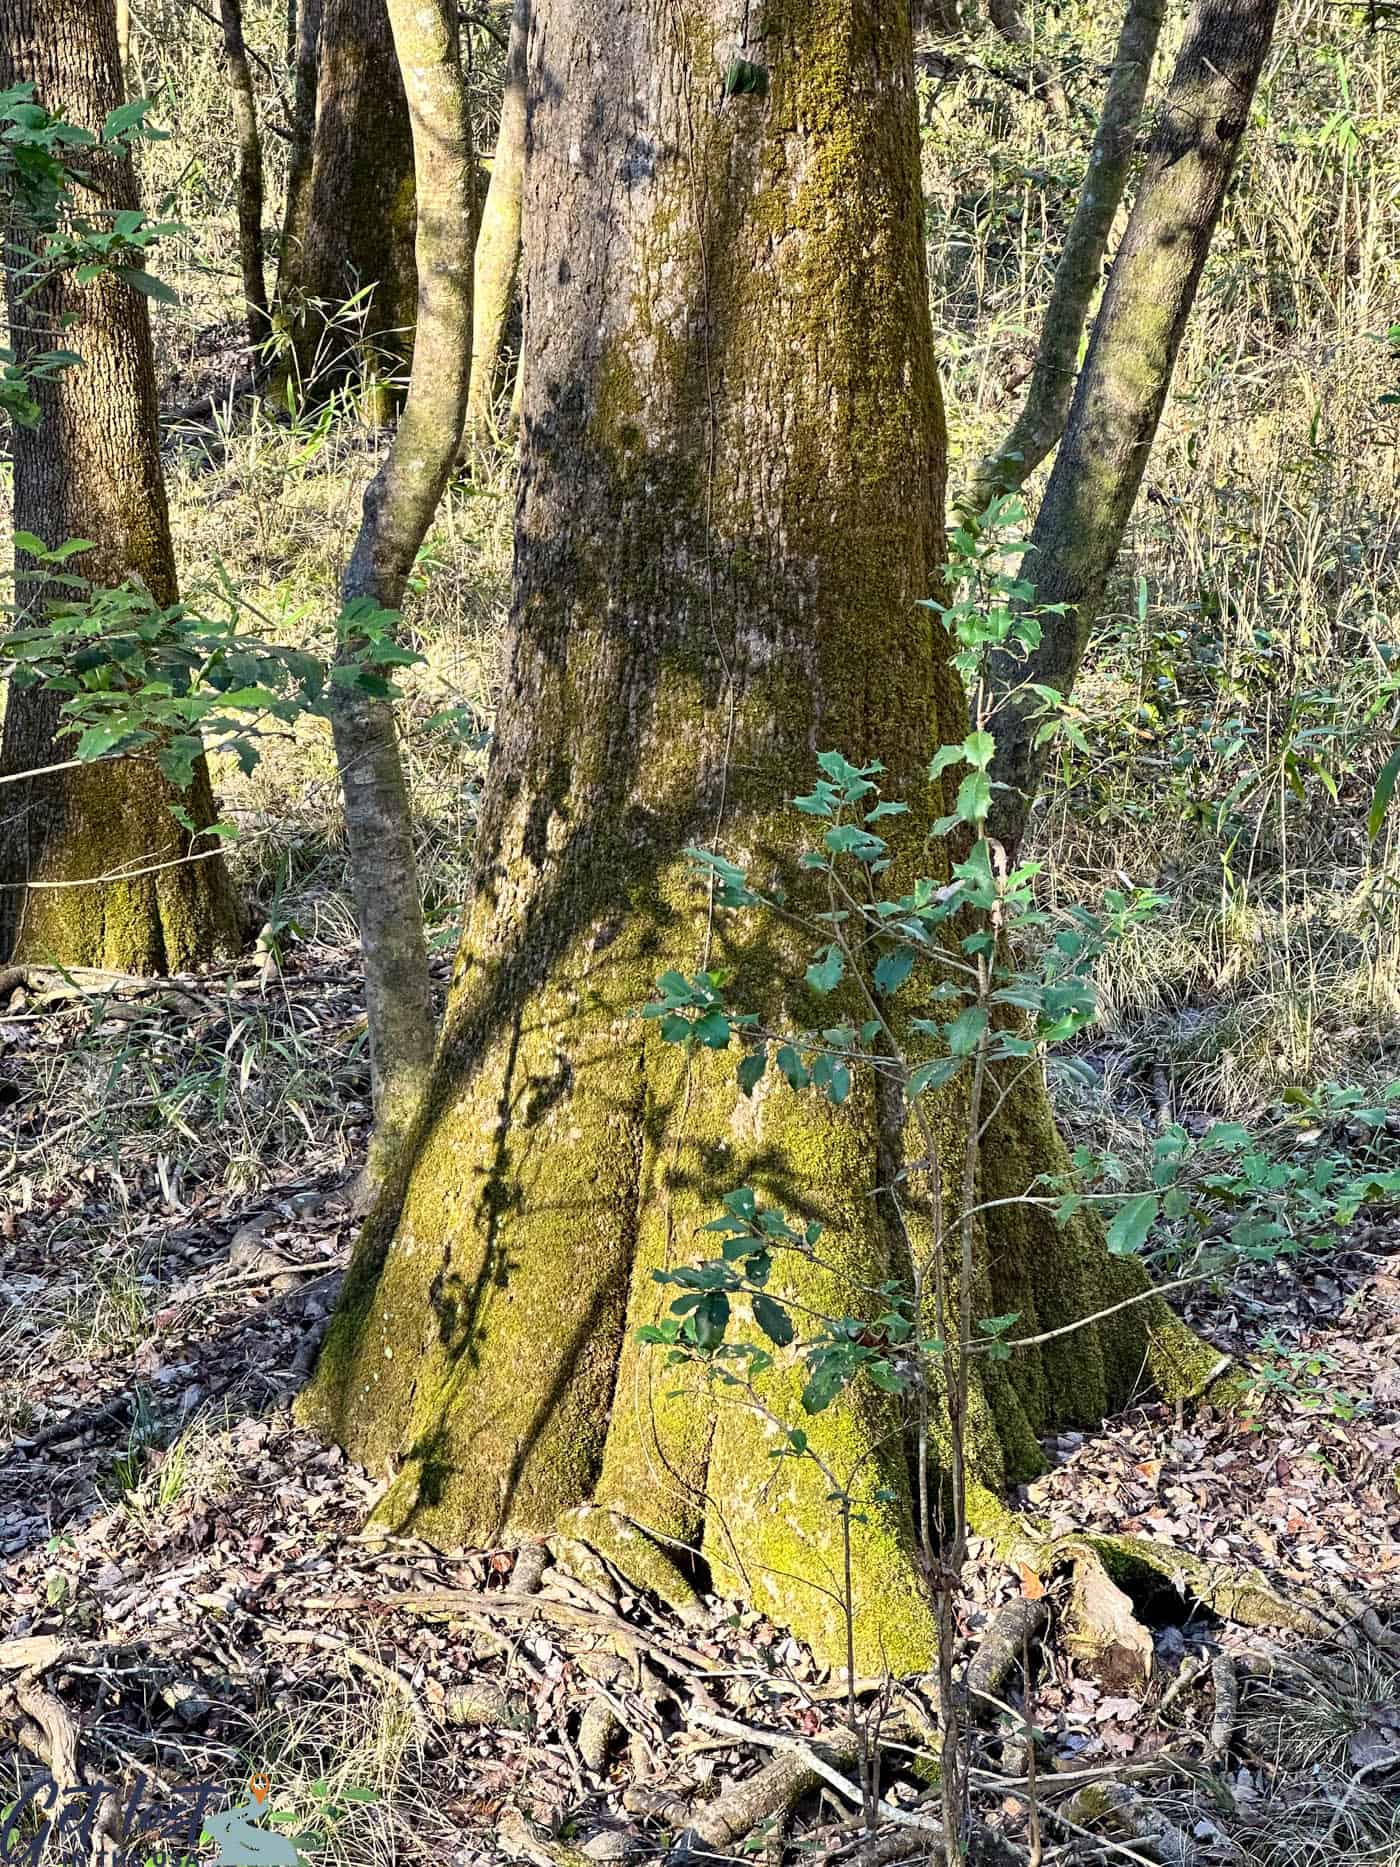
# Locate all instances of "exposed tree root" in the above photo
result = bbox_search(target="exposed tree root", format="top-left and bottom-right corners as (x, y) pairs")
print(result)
(1206, 1654), (1238, 1763)
(558, 1506), (709, 1628)
(1062, 1533), (1336, 1640)
(964, 1597), (1049, 1718)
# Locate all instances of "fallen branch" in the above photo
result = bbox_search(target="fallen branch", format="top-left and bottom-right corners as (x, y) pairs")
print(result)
(1206, 1654), (1238, 1763)
(684, 1708), (942, 1838)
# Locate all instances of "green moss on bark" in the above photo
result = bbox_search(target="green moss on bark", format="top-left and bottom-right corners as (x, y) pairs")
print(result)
(299, 0), (1226, 1677)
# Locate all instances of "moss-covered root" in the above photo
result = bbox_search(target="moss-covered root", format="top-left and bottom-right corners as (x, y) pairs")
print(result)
(1058, 1534), (1337, 1641)
(559, 1505), (708, 1626)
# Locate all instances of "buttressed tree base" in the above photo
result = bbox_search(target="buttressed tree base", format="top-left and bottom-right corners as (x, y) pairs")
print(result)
(300, 0), (1221, 1672)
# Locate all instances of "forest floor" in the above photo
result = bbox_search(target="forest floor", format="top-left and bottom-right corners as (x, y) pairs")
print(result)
(2, 945), (1398, 1867)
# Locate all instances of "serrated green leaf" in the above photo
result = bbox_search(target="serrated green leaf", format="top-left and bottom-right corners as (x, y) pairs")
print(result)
(1105, 1192), (1157, 1255)
(873, 946), (915, 996)
(806, 944), (844, 995)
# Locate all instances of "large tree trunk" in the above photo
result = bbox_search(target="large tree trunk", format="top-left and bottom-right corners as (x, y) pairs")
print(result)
(292, 0), (416, 411)
(301, 0), (1215, 1673)
(462, 0), (526, 453)
(0, 0), (242, 973)
(988, 0), (1280, 851)
(331, 0), (473, 1180)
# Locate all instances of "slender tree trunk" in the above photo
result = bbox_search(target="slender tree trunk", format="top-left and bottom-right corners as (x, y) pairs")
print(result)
(217, 0), (270, 350)
(988, 0), (1281, 852)
(275, 0), (320, 313)
(293, 0), (416, 413)
(0, 0), (242, 973)
(301, 0), (1214, 1673)
(330, 0), (473, 1175)
(268, 0), (321, 405)
(462, 0), (525, 453)
(961, 0), (1166, 512)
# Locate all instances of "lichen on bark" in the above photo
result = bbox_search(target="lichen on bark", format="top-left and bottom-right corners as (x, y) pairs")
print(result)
(301, 0), (1220, 1673)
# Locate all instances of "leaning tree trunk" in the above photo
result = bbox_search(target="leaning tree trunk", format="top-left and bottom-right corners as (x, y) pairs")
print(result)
(462, 0), (525, 453)
(330, 0), (473, 1182)
(0, 0), (242, 973)
(960, 0), (1166, 512)
(988, 0), (1281, 851)
(301, 0), (1215, 1673)
(292, 0), (416, 413)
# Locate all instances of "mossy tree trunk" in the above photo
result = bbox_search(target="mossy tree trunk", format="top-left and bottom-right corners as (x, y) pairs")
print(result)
(0, 0), (242, 974)
(462, 0), (526, 454)
(275, 0), (320, 315)
(292, 0), (416, 410)
(987, 0), (1280, 852)
(301, 0), (1216, 1674)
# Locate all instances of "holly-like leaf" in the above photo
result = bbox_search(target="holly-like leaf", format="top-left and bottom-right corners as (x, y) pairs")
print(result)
(752, 1292), (794, 1347)
(806, 944), (844, 995)
(1106, 1192), (1158, 1255)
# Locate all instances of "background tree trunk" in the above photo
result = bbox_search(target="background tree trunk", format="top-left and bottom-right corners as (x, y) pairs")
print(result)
(0, 0), (242, 973)
(293, 0), (416, 413)
(301, 0), (1214, 1672)
(960, 0), (1166, 512)
(275, 0), (320, 312)
(462, 0), (525, 452)
(988, 0), (1281, 851)
(217, 0), (270, 351)
(330, 0), (474, 1181)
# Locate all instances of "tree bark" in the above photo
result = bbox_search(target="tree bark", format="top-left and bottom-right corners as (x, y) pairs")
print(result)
(462, 0), (526, 452)
(301, 0), (1216, 1674)
(961, 0), (1166, 512)
(292, 0), (416, 413)
(988, 0), (1281, 853)
(330, 0), (474, 1177)
(275, 0), (320, 315)
(0, 0), (242, 973)
(217, 0), (270, 351)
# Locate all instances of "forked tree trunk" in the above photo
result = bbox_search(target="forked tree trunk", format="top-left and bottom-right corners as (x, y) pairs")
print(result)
(462, 0), (526, 452)
(217, 0), (270, 350)
(960, 0), (1166, 512)
(293, 0), (416, 409)
(301, 0), (1215, 1672)
(988, 0), (1281, 850)
(0, 0), (242, 973)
